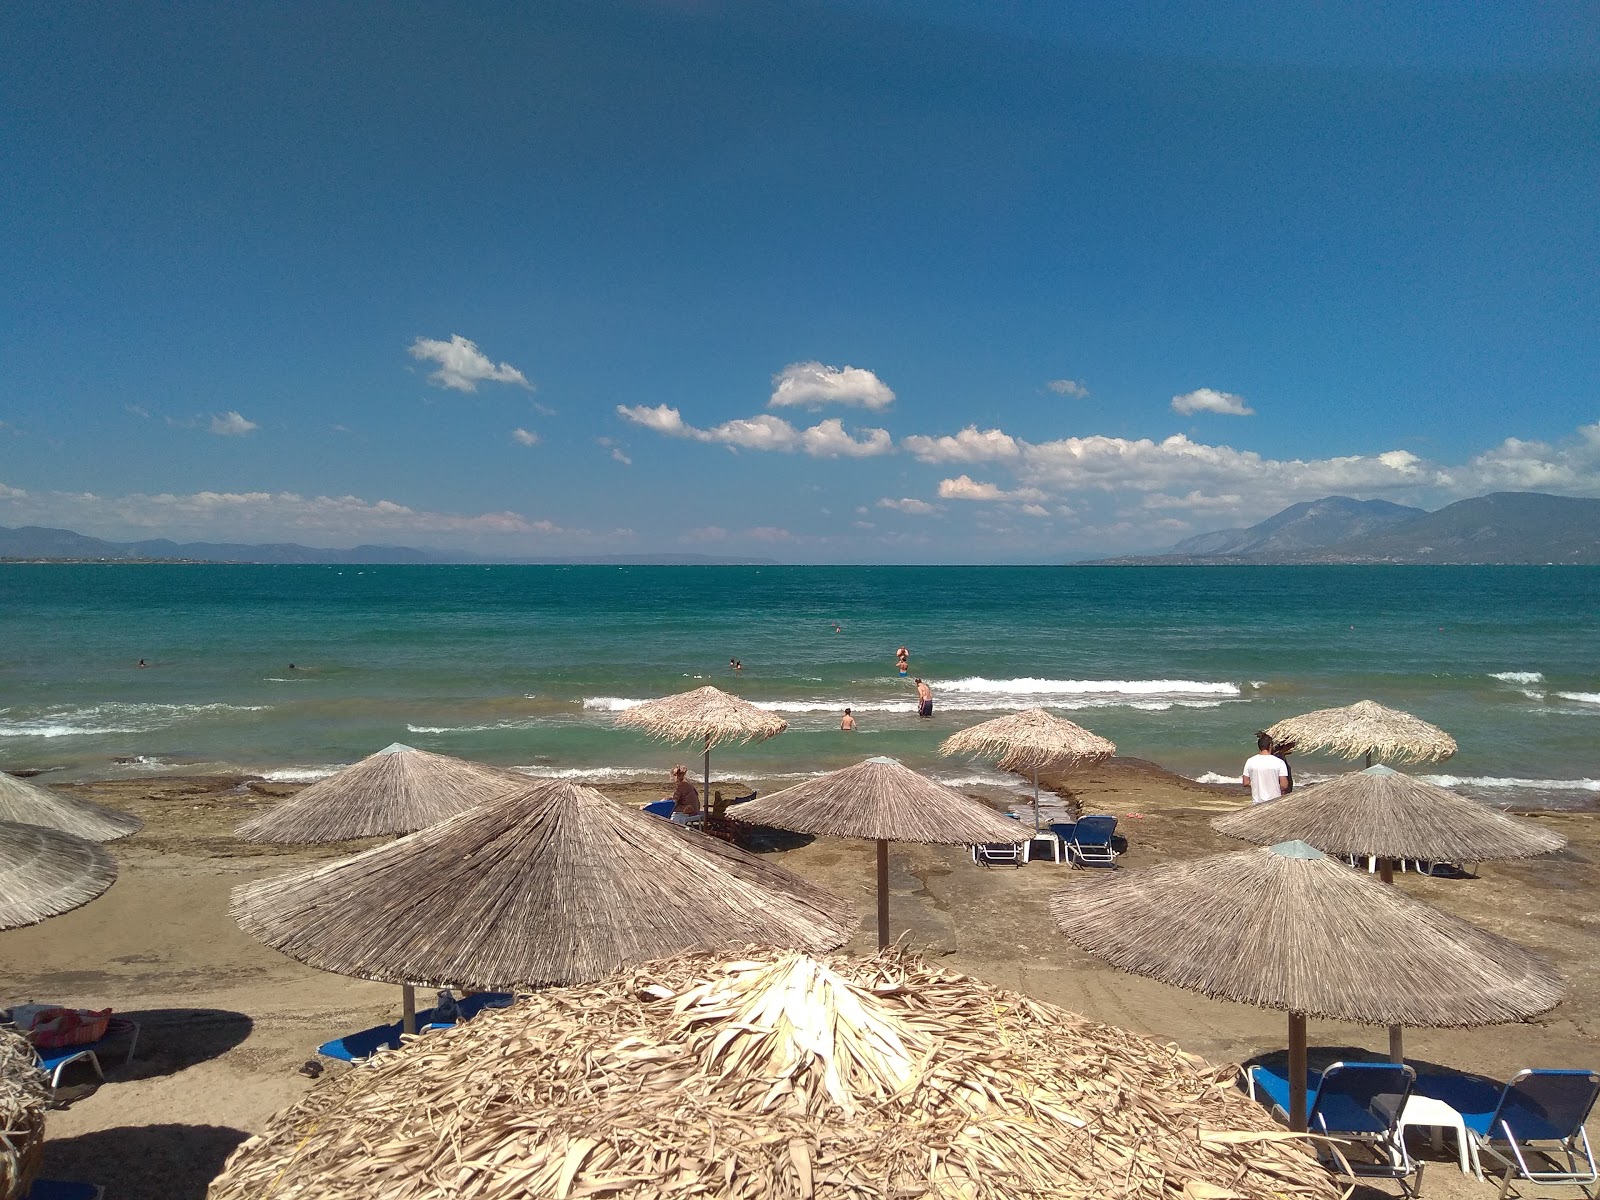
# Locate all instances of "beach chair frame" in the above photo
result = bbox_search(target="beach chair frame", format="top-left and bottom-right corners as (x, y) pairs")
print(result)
(1067, 815), (1118, 868)
(1472, 1069), (1600, 1199)
(1247, 1060), (1421, 1195)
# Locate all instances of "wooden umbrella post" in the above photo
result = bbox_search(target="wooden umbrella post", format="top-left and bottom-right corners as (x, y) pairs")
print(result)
(1287, 1011), (1308, 1132)
(1389, 1025), (1405, 1064)
(401, 983), (417, 1035)
(1032, 767), (1041, 833)
(702, 734), (712, 819)
(876, 838), (890, 950)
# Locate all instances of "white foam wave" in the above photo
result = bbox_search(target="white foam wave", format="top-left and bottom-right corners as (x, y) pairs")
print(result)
(1192, 771), (1238, 785)
(264, 677), (318, 683)
(932, 677), (1239, 697)
(591, 689), (1238, 717)
(507, 765), (658, 782)
(1421, 774), (1600, 793)
(1556, 692), (1600, 705)
(406, 719), (543, 734)
(0, 702), (271, 738)
(261, 766), (343, 782)
(1491, 671), (1545, 684)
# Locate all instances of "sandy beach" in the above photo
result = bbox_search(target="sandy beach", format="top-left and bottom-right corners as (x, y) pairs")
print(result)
(5, 760), (1596, 1199)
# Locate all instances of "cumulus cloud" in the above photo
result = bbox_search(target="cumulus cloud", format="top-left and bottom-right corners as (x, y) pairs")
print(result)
(1019, 504), (1051, 517)
(610, 448), (632, 465)
(511, 428), (540, 446)
(769, 362), (895, 410)
(1171, 388), (1254, 416)
(878, 497), (939, 515)
(1047, 379), (1089, 399)
(938, 475), (1010, 501)
(1142, 491), (1247, 510)
(902, 426), (1021, 464)
(409, 334), (531, 393)
(210, 411), (258, 436)
(616, 405), (891, 458)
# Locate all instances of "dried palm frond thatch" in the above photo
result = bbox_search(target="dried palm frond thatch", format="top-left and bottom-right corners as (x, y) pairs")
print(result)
(0, 821), (118, 931)
(235, 743), (522, 844)
(733, 756), (1028, 949)
(941, 707), (1114, 830)
(0, 1026), (46, 1200)
(1265, 700), (1456, 766)
(232, 779), (852, 992)
(0, 771), (141, 842)
(208, 947), (1341, 1200)
(1214, 764), (1566, 863)
(1052, 839), (1564, 1130)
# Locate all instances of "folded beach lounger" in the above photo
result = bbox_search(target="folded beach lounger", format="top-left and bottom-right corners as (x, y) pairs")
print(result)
(970, 841), (1024, 867)
(1417, 1068), (1599, 1198)
(317, 992), (514, 1063)
(1248, 1060), (1420, 1193)
(32, 1017), (140, 1088)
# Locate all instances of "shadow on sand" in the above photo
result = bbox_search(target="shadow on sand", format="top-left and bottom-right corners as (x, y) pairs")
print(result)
(49, 1008), (253, 1100)
(41, 1123), (249, 1200)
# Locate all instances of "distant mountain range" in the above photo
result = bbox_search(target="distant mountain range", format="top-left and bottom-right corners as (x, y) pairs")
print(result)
(1085, 492), (1600, 565)
(0, 525), (773, 566)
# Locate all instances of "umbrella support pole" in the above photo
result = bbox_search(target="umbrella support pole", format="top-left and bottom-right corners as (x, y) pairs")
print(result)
(1379, 858), (1394, 885)
(703, 736), (711, 819)
(876, 839), (890, 950)
(1287, 1011), (1308, 1132)
(1032, 767), (1041, 833)
(401, 983), (417, 1035)
(1388, 1025), (1405, 1064)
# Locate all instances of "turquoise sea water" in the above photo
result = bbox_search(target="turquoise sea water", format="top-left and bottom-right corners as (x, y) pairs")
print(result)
(1, 564), (1596, 808)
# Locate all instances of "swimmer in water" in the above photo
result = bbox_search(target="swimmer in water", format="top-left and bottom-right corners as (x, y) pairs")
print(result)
(840, 707), (856, 731)
(895, 645), (909, 675)
(137, 659), (147, 668)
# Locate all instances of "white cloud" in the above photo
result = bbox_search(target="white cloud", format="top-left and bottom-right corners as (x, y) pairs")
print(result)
(748, 526), (794, 542)
(938, 475), (1009, 501)
(210, 411), (258, 436)
(1141, 491), (1247, 510)
(1171, 388), (1254, 416)
(878, 497), (939, 515)
(902, 426), (1021, 464)
(1047, 379), (1089, 399)
(409, 334), (531, 393)
(125, 404), (150, 419)
(1019, 504), (1051, 517)
(610, 448), (632, 465)
(769, 362), (895, 410)
(683, 526), (728, 542)
(511, 428), (540, 446)
(617, 405), (891, 458)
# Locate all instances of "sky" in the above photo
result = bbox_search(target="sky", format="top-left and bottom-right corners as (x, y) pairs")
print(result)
(1, 1), (1597, 563)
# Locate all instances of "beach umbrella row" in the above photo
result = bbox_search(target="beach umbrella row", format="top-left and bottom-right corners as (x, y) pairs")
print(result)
(940, 706), (1114, 831)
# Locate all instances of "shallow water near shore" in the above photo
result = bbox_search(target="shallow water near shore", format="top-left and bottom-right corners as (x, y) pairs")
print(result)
(1, 563), (1596, 808)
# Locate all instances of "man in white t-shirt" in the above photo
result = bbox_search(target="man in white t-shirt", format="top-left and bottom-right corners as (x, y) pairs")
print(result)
(1241, 733), (1291, 804)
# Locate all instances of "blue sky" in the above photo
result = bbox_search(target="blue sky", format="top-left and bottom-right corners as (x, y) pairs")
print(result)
(2, 1), (1596, 562)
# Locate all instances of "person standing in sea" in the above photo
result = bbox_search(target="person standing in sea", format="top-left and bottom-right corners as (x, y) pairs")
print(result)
(1241, 734), (1290, 804)
(915, 678), (933, 718)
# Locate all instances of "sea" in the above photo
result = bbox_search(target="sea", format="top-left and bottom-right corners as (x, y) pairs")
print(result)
(1, 564), (1596, 810)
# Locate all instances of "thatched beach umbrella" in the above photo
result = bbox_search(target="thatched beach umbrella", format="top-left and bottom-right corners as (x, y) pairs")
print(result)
(613, 686), (787, 813)
(732, 756), (1028, 950)
(1051, 840), (1563, 1132)
(1266, 699), (1456, 767)
(235, 742), (520, 844)
(940, 707), (1114, 831)
(0, 771), (141, 842)
(0, 821), (117, 931)
(1214, 763), (1566, 1062)
(232, 779), (852, 1023)
(208, 947), (1342, 1200)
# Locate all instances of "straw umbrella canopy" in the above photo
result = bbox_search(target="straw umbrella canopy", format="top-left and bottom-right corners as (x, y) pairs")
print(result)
(1050, 840), (1564, 1131)
(208, 946), (1342, 1200)
(0, 821), (117, 931)
(0, 771), (141, 842)
(732, 756), (1028, 950)
(232, 779), (852, 1009)
(940, 707), (1115, 831)
(613, 686), (787, 812)
(235, 743), (522, 844)
(1215, 764), (1566, 867)
(1265, 699), (1456, 767)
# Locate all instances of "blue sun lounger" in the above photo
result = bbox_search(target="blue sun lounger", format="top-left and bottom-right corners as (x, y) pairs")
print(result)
(32, 1017), (140, 1087)
(317, 992), (514, 1063)
(1067, 815), (1118, 867)
(1415, 1068), (1599, 1198)
(1247, 1060), (1419, 1193)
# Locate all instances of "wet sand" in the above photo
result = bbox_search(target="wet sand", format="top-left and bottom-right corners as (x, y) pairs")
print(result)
(5, 761), (1596, 1199)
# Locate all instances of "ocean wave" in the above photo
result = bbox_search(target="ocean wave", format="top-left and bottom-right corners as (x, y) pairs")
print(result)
(0, 702), (271, 739)
(1555, 692), (1600, 705)
(264, 676), (318, 683)
(506, 765), (659, 782)
(1421, 774), (1600, 792)
(1192, 771), (1238, 785)
(261, 766), (343, 782)
(406, 718), (544, 734)
(1490, 671), (1545, 684)
(588, 690), (1237, 716)
(932, 676), (1239, 697)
